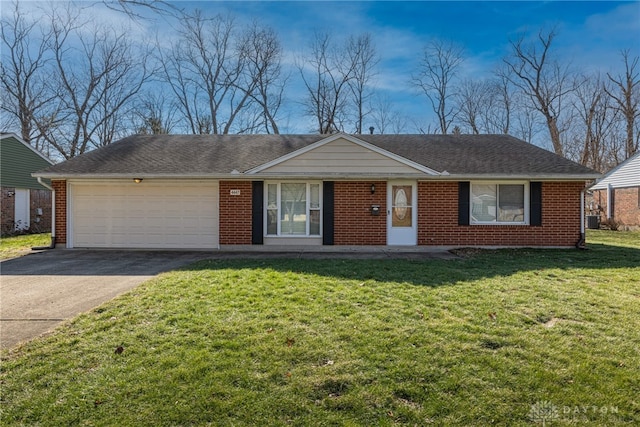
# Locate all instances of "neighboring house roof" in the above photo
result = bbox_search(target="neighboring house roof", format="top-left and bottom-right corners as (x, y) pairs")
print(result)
(34, 133), (599, 180)
(1, 133), (54, 190)
(591, 152), (640, 190)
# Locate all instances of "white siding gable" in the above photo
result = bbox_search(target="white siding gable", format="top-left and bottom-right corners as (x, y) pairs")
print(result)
(251, 136), (435, 176)
(592, 153), (640, 189)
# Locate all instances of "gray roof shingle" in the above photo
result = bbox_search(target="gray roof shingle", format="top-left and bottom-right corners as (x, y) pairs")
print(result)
(34, 133), (599, 178)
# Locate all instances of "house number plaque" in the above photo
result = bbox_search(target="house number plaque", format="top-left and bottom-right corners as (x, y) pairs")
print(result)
(229, 189), (241, 196)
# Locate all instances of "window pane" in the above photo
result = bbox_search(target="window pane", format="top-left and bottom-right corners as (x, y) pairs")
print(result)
(471, 184), (497, 222)
(498, 184), (524, 222)
(281, 183), (306, 235)
(267, 184), (277, 209)
(267, 210), (277, 235)
(310, 184), (320, 209)
(266, 184), (278, 235)
(309, 210), (320, 235)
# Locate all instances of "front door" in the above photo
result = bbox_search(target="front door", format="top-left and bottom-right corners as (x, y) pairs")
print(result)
(387, 182), (417, 245)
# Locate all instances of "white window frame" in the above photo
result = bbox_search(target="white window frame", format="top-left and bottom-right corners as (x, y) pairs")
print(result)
(264, 181), (322, 237)
(470, 181), (530, 225)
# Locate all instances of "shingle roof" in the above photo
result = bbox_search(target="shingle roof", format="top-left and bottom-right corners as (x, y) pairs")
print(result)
(34, 133), (599, 179)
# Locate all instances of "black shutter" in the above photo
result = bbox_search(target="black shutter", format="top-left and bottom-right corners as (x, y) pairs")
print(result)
(530, 181), (542, 226)
(458, 182), (470, 225)
(252, 181), (264, 244)
(323, 181), (334, 245)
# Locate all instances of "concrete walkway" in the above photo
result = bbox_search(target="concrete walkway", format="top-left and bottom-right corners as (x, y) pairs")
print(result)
(0, 247), (456, 350)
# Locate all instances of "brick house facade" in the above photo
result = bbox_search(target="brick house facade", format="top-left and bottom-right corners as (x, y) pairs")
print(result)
(37, 134), (599, 250)
(52, 178), (589, 248)
(592, 187), (640, 229)
(1, 133), (54, 236)
(590, 152), (640, 230)
(1, 188), (52, 235)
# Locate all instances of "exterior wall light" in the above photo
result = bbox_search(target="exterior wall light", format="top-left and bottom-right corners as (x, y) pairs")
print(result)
(371, 183), (375, 194)
(133, 178), (143, 183)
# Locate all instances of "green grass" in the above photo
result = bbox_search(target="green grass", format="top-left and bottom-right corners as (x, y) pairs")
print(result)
(1, 230), (639, 426)
(0, 233), (50, 260)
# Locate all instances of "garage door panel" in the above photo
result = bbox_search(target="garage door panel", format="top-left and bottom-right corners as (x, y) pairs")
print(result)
(71, 182), (219, 249)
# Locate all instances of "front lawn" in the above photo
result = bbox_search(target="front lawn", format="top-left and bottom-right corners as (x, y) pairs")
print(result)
(1, 230), (638, 425)
(0, 233), (50, 260)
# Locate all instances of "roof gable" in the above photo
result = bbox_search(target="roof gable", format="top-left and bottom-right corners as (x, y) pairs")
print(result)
(591, 152), (640, 189)
(247, 134), (439, 176)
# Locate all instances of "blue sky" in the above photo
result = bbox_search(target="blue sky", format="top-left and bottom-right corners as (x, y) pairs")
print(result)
(7, 1), (640, 135)
(175, 1), (640, 133)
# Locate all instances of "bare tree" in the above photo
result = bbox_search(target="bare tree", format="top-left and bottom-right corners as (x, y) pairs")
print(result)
(455, 79), (491, 134)
(370, 94), (407, 134)
(567, 73), (620, 170)
(165, 11), (245, 134)
(412, 39), (465, 134)
(484, 70), (514, 135)
(102, 0), (179, 19)
(503, 29), (575, 155)
(346, 33), (378, 134)
(606, 50), (640, 159)
(132, 93), (179, 134)
(240, 23), (285, 134)
(298, 32), (358, 134)
(511, 103), (541, 144)
(159, 11), (284, 134)
(297, 33), (355, 134)
(0, 2), (55, 150)
(37, 4), (153, 158)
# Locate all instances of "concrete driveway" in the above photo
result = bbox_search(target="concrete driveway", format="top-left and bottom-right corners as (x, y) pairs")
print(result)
(0, 250), (210, 350)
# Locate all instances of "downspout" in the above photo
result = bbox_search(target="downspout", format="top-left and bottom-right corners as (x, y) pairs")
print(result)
(606, 183), (612, 219)
(33, 177), (56, 249)
(576, 189), (586, 249)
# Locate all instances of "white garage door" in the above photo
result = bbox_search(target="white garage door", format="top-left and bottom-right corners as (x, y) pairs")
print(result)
(70, 181), (219, 249)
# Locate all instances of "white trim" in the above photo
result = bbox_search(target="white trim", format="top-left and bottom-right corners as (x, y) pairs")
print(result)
(67, 181), (73, 248)
(606, 184), (612, 219)
(1, 133), (54, 164)
(34, 172), (601, 181)
(65, 178), (217, 186)
(246, 133), (440, 176)
(470, 181), (530, 225)
(581, 190), (585, 235)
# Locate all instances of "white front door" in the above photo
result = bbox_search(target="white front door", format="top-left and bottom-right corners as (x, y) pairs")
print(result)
(387, 181), (417, 245)
(14, 189), (30, 231)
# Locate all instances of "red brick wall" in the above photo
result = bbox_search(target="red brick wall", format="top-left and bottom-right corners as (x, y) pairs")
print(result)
(0, 188), (52, 235)
(30, 189), (52, 233)
(1, 187), (16, 235)
(334, 181), (387, 245)
(612, 187), (640, 227)
(219, 181), (252, 245)
(593, 187), (640, 228)
(52, 180), (67, 245)
(418, 181), (586, 247)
